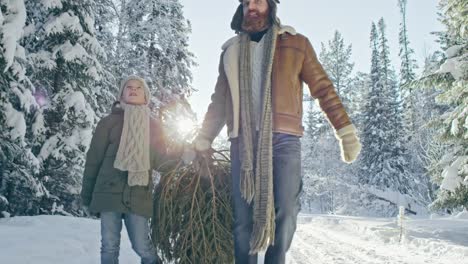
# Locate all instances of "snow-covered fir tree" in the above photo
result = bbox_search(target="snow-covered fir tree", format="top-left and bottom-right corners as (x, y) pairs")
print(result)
(319, 30), (354, 103)
(420, 0), (468, 212)
(93, 0), (196, 146)
(398, 0), (419, 131)
(356, 22), (394, 215)
(378, 18), (411, 195)
(119, 0), (195, 106)
(19, 0), (114, 215)
(398, 0), (418, 86)
(357, 19), (425, 216)
(92, 0), (195, 105)
(359, 22), (385, 189)
(88, 0), (118, 115)
(0, 0), (195, 216)
(92, 0), (131, 82)
(409, 53), (448, 205)
(396, 0), (436, 210)
(0, 0), (49, 216)
(93, 0), (119, 69)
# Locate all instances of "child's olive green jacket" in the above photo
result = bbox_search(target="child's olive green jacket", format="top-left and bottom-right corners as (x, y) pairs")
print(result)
(80, 103), (168, 218)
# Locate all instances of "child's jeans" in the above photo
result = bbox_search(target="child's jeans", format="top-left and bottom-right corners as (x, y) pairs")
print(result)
(100, 212), (157, 264)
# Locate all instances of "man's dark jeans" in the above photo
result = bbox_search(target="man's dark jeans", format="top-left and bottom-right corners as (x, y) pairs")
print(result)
(230, 133), (302, 264)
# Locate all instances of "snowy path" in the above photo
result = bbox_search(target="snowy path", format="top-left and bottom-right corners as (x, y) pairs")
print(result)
(288, 215), (468, 264)
(1, 214), (467, 264)
(291, 220), (415, 264)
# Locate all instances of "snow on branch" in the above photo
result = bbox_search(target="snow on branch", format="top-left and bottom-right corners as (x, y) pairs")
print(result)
(52, 40), (90, 62)
(437, 56), (465, 80)
(66, 90), (95, 118)
(12, 85), (39, 113)
(41, 0), (63, 10)
(28, 50), (57, 70)
(441, 156), (468, 192)
(80, 33), (106, 60)
(44, 11), (83, 36)
(0, 0), (27, 72)
(4, 102), (26, 142)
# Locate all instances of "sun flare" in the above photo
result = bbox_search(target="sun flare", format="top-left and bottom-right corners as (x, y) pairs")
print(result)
(176, 117), (196, 135)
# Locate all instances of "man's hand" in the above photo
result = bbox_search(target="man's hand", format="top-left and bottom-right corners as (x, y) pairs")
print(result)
(335, 124), (362, 163)
(181, 137), (212, 165)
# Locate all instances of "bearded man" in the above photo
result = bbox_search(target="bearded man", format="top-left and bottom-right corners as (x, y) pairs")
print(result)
(187, 1), (362, 263)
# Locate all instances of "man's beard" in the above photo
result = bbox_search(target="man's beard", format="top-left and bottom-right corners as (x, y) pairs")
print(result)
(241, 10), (271, 33)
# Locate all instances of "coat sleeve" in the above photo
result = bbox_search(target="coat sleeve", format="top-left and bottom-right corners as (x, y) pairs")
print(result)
(150, 117), (172, 174)
(300, 37), (352, 130)
(197, 51), (230, 143)
(80, 117), (110, 206)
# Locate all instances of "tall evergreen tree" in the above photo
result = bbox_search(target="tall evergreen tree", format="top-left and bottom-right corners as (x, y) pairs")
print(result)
(93, 0), (196, 106)
(378, 18), (412, 196)
(147, 0), (195, 102)
(397, 0), (418, 85)
(358, 20), (423, 215)
(122, 0), (195, 105)
(93, 0), (131, 82)
(20, 0), (114, 215)
(410, 53), (448, 205)
(0, 0), (47, 216)
(319, 30), (354, 102)
(0, 0), (195, 216)
(359, 22), (386, 190)
(398, 0), (419, 134)
(94, 0), (196, 145)
(419, 0), (468, 211)
(397, 0), (434, 209)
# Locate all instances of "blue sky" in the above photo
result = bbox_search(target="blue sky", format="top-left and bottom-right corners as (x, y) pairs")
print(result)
(179, 0), (444, 121)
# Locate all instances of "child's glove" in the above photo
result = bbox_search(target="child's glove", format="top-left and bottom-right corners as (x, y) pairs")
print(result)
(335, 124), (362, 163)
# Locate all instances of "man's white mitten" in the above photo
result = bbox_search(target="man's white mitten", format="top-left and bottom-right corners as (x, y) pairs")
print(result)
(335, 124), (362, 163)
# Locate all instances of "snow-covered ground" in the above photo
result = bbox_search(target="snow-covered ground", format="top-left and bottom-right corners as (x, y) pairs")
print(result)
(289, 213), (468, 264)
(1, 213), (467, 264)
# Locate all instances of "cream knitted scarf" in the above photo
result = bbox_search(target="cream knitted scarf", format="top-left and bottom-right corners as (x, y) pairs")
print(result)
(113, 102), (151, 186)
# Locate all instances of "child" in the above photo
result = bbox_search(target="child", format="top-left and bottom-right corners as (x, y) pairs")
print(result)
(81, 75), (167, 264)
